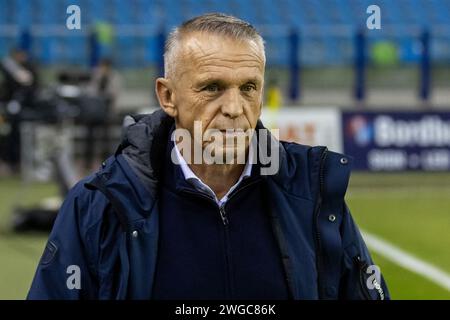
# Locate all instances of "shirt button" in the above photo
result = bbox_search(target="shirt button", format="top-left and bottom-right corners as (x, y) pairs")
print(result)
(132, 230), (138, 238)
(328, 214), (336, 222)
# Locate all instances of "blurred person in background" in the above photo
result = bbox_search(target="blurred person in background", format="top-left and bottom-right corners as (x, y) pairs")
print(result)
(0, 48), (39, 173)
(87, 57), (121, 113)
(0, 48), (38, 104)
(27, 13), (389, 300)
(84, 57), (122, 170)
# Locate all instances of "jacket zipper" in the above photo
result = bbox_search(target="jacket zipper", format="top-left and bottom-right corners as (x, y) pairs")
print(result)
(313, 147), (328, 299)
(180, 179), (261, 299)
(180, 178), (261, 225)
(219, 205), (229, 225)
(219, 204), (233, 298)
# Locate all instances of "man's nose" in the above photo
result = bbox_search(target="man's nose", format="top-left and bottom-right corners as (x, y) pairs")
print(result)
(220, 88), (244, 119)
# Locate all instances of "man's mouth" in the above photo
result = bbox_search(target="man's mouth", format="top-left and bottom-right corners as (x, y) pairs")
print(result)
(201, 129), (248, 145)
(218, 129), (247, 137)
(216, 128), (246, 132)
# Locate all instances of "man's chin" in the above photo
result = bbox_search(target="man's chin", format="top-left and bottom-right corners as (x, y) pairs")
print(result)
(201, 143), (248, 165)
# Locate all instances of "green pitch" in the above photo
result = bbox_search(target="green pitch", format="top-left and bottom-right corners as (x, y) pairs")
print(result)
(0, 173), (449, 299)
(347, 173), (450, 299)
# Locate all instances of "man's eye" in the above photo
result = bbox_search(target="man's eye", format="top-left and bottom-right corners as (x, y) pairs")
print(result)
(203, 84), (220, 92)
(241, 84), (256, 92)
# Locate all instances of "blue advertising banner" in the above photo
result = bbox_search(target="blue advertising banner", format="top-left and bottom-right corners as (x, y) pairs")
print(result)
(342, 111), (450, 171)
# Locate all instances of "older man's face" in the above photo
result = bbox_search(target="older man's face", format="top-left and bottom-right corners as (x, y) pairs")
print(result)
(168, 32), (265, 157)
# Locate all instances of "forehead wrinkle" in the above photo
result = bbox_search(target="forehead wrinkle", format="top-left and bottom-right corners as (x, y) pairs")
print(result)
(197, 61), (262, 70)
(175, 34), (265, 80)
(198, 57), (262, 64)
(183, 34), (264, 63)
(195, 55), (264, 72)
(195, 70), (263, 86)
(193, 51), (264, 65)
(197, 64), (262, 73)
(182, 36), (213, 59)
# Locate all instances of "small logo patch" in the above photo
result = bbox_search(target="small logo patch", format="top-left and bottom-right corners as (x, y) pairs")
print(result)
(40, 241), (58, 265)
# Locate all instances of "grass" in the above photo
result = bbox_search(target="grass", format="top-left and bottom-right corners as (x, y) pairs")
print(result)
(0, 233), (47, 299)
(0, 177), (56, 299)
(0, 173), (449, 299)
(347, 172), (450, 299)
(369, 251), (450, 299)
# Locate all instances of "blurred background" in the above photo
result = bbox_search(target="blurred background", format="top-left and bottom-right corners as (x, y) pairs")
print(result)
(0, 0), (450, 299)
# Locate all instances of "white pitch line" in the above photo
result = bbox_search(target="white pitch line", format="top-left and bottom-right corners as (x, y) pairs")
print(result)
(361, 230), (450, 292)
(347, 186), (450, 198)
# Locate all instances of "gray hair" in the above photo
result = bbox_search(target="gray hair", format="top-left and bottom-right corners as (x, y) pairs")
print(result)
(164, 13), (266, 78)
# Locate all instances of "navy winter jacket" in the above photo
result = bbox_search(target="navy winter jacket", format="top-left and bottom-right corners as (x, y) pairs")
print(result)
(27, 109), (389, 300)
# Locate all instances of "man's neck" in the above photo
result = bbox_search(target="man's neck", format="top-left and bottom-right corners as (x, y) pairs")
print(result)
(188, 162), (246, 199)
(174, 138), (254, 200)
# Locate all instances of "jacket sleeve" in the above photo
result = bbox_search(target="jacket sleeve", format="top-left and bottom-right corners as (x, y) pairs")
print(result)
(339, 202), (390, 300)
(27, 182), (100, 300)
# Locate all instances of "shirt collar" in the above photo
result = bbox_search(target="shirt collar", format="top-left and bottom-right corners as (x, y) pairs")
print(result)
(173, 139), (254, 206)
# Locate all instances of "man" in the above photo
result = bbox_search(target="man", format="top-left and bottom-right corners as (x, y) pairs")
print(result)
(28, 13), (389, 300)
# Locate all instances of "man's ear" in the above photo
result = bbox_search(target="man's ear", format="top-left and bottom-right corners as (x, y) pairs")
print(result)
(155, 78), (177, 117)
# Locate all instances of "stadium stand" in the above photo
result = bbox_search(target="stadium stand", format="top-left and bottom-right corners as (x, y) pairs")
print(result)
(0, 0), (449, 67)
